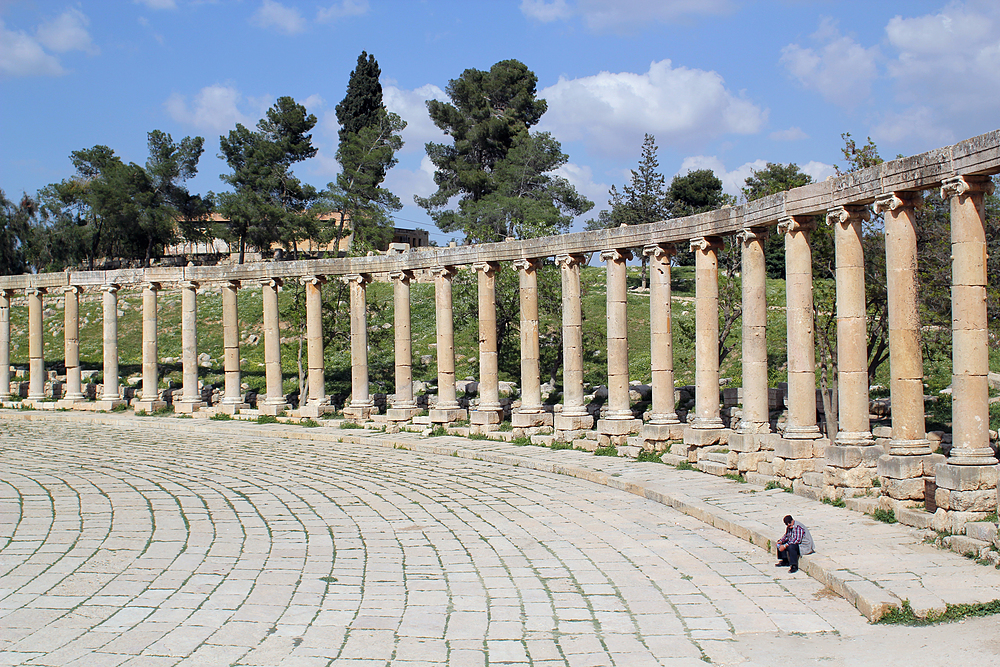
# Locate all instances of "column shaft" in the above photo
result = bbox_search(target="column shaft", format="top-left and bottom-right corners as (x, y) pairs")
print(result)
(221, 281), (244, 409)
(515, 258), (543, 415)
(876, 193), (930, 454)
(430, 266), (464, 422)
(304, 276), (327, 408)
(177, 281), (202, 411)
(101, 285), (122, 403)
(345, 274), (373, 418)
(644, 244), (678, 424)
(556, 254), (590, 425)
(739, 230), (769, 432)
(0, 290), (11, 402)
(63, 286), (84, 401)
(260, 278), (288, 414)
(598, 248), (639, 437)
(691, 238), (724, 429)
(388, 271), (418, 418)
(27, 287), (45, 401)
(473, 263), (501, 415)
(780, 218), (820, 439)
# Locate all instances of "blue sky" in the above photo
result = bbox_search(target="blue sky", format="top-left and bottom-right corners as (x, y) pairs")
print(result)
(2, 0), (999, 245)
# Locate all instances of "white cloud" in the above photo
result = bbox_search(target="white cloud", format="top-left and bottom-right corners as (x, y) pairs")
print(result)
(302, 94), (325, 112)
(383, 83), (449, 153)
(134, 0), (177, 9)
(871, 105), (956, 146)
(165, 84), (254, 133)
(384, 155), (438, 206)
(251, 0), (306, 35)
(521, 0), (733, 31)
(779, 18), (879, 107)
(769, 126), (808, 142)
(800, 160), (836, 184)
(317, 0), (369, 22)
(677, 156), (766, 197)
(36, 8), (98, 55)
(538, 60), (767, 158)
(555, 162), (607, 209)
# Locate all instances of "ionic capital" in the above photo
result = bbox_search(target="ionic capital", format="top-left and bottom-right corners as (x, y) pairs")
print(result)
(179, 281), (198, 291)
(343, 273), (371, 286)
(140, 282), (160, 293)
(941, 175), (995, 199)
(512, 257), (541, 273)
(389, 270), (415, 284)
(873, 191), (919, 214)
(777, 216), (816, 235)
(302, 275), (328, 287)
(101, 283), (121, 294)
(25, 287), (47, 297)
(554, 253), (585, 269)
(64, 284), (84, 295)
(471, 262), (499, 277)
(825, 205), (871, 228)
(222, 279), (241, 290)
(430, 265), (458, 279)
(259, 278), (282, 289)
(738, 227), (769, 245)
(689, 236), (722, 253)
(600, 248), (632, 263)
(642, 243), (675, 261)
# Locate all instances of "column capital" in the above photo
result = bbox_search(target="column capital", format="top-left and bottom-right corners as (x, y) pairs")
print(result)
(343, 273), (371, 286)
(512, 257), (541, 273)
(222, 279), (241, 290)
(259, 277), (283, 289)
(777, 216), (816, 235)
(689, 236), (722, 253)
(26, 286), (47, 297)
(873, 191), (920, 214)
(301, 274), (328, 287)
(430, 265), (458, 279)
(389, 269), (415, 283)
(825, 205), (871, 228)
(600, 248), (633, 263)
(941, 174), (995, 199)
(738, 227), (769, 245)
(64, 284), (84, 295)
(471, 262), (499, 276)
(642, 243), (675, 260)
(179, 280), (198, 291)
(554, 253), (586, 269)
(100, 283), (121, 294)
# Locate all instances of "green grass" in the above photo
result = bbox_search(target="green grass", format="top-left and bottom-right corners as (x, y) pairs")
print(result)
(878, 599), (1000, 625)
(339, 421), (362, 429)
(676, 460), (694, 471)
(468, 432), (489, 440)
(210, 412), (232, 421)
(511, 436), (531, 446)
(636, 450), (663, 463)
(430, 426), (448, 437)
(300, 418), (321, 427)
(594, 445), (618, 457)
(724, 472), (747, 483)
(869, 508), (897, 524)
(256, 414), (279, 425)
(822, 497), (847, 508)
(550, 441), (573, 450)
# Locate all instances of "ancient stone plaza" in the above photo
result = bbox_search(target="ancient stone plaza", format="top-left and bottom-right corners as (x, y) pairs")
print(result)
(1, 132), (999, 663)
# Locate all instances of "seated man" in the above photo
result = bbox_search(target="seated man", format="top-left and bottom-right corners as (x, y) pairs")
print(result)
(776, 514), (814, 573)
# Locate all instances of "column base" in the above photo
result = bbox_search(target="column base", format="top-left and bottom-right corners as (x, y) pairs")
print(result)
(877, 453), (946, 501)
(55, 396), (87, 409)
(92, 398), (127, 411)
(555, 413), (594, 431)
(782, 424), (822, 440)
(174, 400), (205, 414)
(258, 401), (290, 416)
(387, 406), (422, 422)
(133, 399), (167, 413)
(728, 429), (770, 453)
(342, 404), (374, 421)
(429, 408), (467, 424)
(887, 438), (932, 456)
(641, 422), (684, 443)
(934, 463), (999, 512)
(470, 409), (504, 425)
(943, 449), (998, 466)
(512, 411), (553, 428)
(834, 431), (874, 447)
(299, 403), (334, 419)
(217, 401), (249, 415)
(683, 426), (725, 447)
(598, 418), (641, 436)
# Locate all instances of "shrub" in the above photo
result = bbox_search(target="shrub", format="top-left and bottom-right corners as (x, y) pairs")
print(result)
(870, 508), (897, 524)
(636, 450), (663, 464)
(594, 445), (618, 457)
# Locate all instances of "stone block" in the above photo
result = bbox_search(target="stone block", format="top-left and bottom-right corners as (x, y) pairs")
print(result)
(215, 401), (248, 415)
(728, 431), (768, 453)
(824, 466), (876, 489)
(683, 426), (724, 447)
(772, 457), (785, 477)
(895, 506), (934, 530)
(792, 480), (824, 500)
(697, 460), (728, 476)
(342, 405), (374, 420)
(882, 477), (927, 501)
(299, 403), (334, 418)
(258, 401), (290, 416)
(873, 426), (893, 438)
(512, 411), (553, 428)
(640, 422), (683, 442)
(530, 435), (555, 447)
(782, 459), (817, 479)
(802, 472), (825, 487)
(964, 522), (998, 544)
(597, 418), (640, 436)
(555, 413), (594, 431)
(936, 488), (997, 513)
(878, 454), (945, 480)
(429, 407), (467, 424)
(934, 463), (999, 491)
(947, 535), (991, 559)
(846, 497), (880, 514)
(574, 439), (599, 452)
(775, 438), (816, 460)
(757, 461), (774, 476)
(388, 407), (422, 422)
(737, 451), (768, 473)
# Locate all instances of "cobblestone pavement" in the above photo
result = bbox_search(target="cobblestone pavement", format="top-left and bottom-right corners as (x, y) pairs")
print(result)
(0, 417), (997, 666)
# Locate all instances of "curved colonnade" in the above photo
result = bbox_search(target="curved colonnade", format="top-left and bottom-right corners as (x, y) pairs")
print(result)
(1, 130), (998, 527)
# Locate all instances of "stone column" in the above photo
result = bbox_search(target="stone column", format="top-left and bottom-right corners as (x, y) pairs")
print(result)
(935, 176), (998, 518)
(684, 237), (724, 449)
(641, 244), (681, 448)
(728, 229), (770, 469)
(175, 281), (203, 413)
(298, 275), (330, 419)
(61, 285), (85, 403)
(430, 265), (466, 424)
(26, 287), (46, 402)
(823, 207), (880, 498)
(387, 270), (420, 422)
(513, 258), (551, 429)
(470, 262), (503, 431)
(874, 192), (941, 501)
(555, 254), (593, 433)
(343, 273), (374, 421)
(0, 289), (12, 402)
(598, 248), (640, 440)
(97, 284), (125, 408)
(133, 282), (165, 413)
(259, 278), (289, 416)
(219, 280), (247, 414)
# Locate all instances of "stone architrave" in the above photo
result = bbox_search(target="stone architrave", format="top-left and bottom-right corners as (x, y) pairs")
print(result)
(26, 286), (46, 402)
(470, 262), (503, 429)
(343, 273), (374, 421)
(175, 281), (203, 413)
(219, 280), (247, 414)
(641, 244), (681, 447)
(598, 248), (640, 438)
(0, 289), (12, 402)
(683, 237), (724, 448)
(259, 278), (289, 416)
(299, 275), (331, 419)
(96, 284), (126, 409)
(133, 282), (166, 413)
(934, 176), (998, 514)
(61, 285), (85, 403)
(430, 265), (466, 424)
(874, 192), (941, 501)
(728, 229), (770, 466)
(554, 254), (593, 433)
(512, 258), (552, 429)
(387, 270), (420, 422)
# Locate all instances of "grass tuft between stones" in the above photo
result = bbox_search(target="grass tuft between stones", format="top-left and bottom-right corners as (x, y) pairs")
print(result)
(878, 599), (1000, 625)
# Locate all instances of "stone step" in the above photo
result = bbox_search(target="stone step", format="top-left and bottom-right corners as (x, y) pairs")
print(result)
(703, 452), (730, 465)
(696, 460), (728, 476)
(943, 535), (992, 560)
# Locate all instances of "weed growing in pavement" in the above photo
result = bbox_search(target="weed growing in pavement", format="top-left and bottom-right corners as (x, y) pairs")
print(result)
(724, 473), (747, 483)
(430, 426), (449, 437)
(869, 508), (897, 524)
(300, 418), (321, 428)
(675, 460), (694, 471)
(822, 497), (847, 508)
(112, 403), (129, 412)
(878, 599), (1000, 625)
(550, 441), (573, 451)
(211, 412), (232, 421)
(511, 436), (531, 446)
(340, 422), (362, 429)
(636, 450), (663, 463)
(594, 445), (618, 457)
(256, 414), (279, 425)
(468, 432), (489, 440)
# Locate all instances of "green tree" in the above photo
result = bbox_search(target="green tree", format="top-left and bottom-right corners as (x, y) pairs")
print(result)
(666, 169), (729, 267)
(0, 190), (33, 274)
(218, 96), (319, 263)
(741, 162), (813, 279)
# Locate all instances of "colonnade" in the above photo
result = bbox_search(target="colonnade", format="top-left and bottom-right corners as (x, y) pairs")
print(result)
(0, 131), (998, 523)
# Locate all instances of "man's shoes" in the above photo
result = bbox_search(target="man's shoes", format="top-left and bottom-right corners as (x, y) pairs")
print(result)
(775, 562), (789, 567)
(788, 566), (798, 573)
